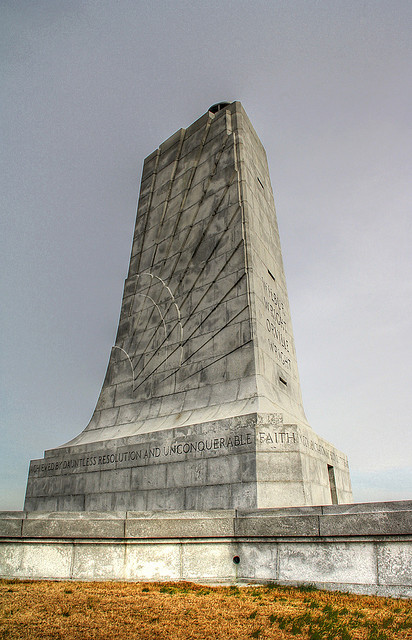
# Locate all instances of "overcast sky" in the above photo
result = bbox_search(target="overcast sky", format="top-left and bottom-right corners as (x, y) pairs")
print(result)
(1, 0), (411, 510)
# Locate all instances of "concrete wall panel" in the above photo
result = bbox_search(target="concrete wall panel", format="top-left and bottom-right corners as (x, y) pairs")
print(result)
(377, 541), (412, 586)
(71, 543), (125, 580)
(125, 543), (181, 580)
(182, 542), (236, 580)
(278, 541), (377, 585)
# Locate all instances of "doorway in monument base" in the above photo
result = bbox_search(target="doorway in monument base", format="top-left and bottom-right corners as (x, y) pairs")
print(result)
(328, 464), (338, 505)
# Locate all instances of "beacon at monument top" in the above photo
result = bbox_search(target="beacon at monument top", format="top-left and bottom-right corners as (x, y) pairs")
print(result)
(25, 102), (353, 512)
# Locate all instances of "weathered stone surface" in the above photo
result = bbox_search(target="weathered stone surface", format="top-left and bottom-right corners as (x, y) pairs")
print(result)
(237, 506), (324, 517)
(277, 541), (377, 585)
(22, 516), (125, 539)
(71, 543), (125, 580)
(1, 542), (73, 579)
(235, 542), (278, 581)
(0, 513), (24, 538)
(319, 509), (412, 536)
(125, 543), (181, 580)
(126, 509), (234, 538)
(235, 515), (319, 537)
(322, 500), (412, 514)
(377, 541), (412, 586)
(182, 542), (236, 580)
(24, 101), (352, 511)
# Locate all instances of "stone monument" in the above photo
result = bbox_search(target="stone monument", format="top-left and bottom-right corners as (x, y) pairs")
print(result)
(25, 101), (353, 512)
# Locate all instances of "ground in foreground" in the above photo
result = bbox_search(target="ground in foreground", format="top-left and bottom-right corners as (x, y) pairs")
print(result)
(1, 580), (411, 639)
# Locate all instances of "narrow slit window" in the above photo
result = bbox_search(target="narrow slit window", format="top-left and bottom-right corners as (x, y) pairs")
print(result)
(279, 376), (288, 386)
(268, 269), (276, 283)
(257, 176), (264, 189)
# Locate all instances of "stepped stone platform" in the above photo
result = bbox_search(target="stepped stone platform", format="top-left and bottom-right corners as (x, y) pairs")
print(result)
(1, 502), (411, 597)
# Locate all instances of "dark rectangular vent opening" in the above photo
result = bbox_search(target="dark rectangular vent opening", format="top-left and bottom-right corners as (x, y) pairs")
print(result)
(279, 376), (288, 386)
(257, 176), (264, 189)
(268, 269), (276, 282)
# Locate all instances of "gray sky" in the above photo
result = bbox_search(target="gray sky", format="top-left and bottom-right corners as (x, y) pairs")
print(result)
(1, 0), (411, 510)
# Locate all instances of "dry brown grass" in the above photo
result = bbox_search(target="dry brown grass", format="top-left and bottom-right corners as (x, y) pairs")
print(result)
(0, 579), (411, 640)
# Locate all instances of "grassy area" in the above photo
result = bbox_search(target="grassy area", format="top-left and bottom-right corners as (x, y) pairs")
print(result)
(1, 579), (411, 639)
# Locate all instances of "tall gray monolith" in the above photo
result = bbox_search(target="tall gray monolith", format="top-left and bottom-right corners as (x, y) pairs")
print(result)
(25, 102), (353, 511)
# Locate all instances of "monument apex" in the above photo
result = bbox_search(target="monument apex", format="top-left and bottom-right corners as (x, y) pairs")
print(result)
(25, 102), (353, 512)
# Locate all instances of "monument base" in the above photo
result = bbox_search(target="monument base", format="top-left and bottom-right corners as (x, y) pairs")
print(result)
(25, 414), (352, 512)
(1, 502), (411, 597)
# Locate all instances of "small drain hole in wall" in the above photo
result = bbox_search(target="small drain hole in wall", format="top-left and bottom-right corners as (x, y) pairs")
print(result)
(233, 556), (240, 564)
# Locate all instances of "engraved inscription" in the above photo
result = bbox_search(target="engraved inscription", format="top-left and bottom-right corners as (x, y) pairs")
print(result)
(30, 433), (255, 475)
(257, 430), (349, 467)
(261, 276), (291, 369)
(30, 428), (349, 477)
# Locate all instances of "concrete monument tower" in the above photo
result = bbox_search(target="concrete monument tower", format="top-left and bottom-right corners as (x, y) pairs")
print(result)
(25, 102), (353, 512)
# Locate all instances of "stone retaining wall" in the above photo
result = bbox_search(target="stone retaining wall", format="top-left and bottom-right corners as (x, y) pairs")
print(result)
(1, 501), (411, 598)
